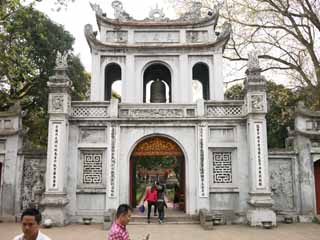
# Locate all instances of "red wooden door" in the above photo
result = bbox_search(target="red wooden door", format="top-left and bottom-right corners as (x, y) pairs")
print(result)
(315, 161), (320, 214)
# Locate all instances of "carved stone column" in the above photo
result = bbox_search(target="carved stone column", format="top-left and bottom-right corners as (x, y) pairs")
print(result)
(244, 52), (276, 227)
(41, 53), (71, 226)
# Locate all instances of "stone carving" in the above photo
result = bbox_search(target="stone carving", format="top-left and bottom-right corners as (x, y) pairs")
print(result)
(255, 123), (264, 188)
(120, 108), (184, 118)
(212, 152), (232, 184)
(199, 125), (206, 197)
(71, 106), (109, 118)
(251, 95), (264, 112)
(82, 152), (103, 184)
(51, 123), (60, 189)
(134, 31), (180, 43)
(111, 0), (132, 21)
(108, 126), (117, 198)
(248, 51), (260, 70)
(186, 31), (208, 43)
(148, 5), (166, 21)
(217, 22), (232, 42)
(51, 95), (64, 112)
(21, 159), (46, 210)
(80, 129), (106, 143)
(106, 31), (128, 43)
(269, 159), (294, 210)
(89, 2), (103, 16)
(55, 52), (68, 69)
(206, 105), (243, 117)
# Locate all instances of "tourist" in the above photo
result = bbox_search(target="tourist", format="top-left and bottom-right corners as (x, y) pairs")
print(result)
(143, 183), (158, 223)
(173, 184), (180, 209)
(157, 185), (168, 224)
(13, 208), (51, 240)
(108, 204), (150, 240)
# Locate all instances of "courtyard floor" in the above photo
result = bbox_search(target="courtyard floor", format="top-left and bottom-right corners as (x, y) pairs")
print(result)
(1, 222), (320, 240)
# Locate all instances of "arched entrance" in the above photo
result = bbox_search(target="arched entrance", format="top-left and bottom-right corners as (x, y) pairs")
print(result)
(129, 136), (186, 212)
(315, 160), (320, 214)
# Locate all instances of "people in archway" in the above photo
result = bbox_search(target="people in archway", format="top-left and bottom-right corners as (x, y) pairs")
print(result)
(157, 184), (167, 224)
(143, 183), (158, 223)
(173, 184), (180, 209)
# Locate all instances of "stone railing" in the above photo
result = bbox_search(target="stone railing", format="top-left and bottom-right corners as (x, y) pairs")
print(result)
(70, 101), (110, 118)
(118, 103), (197, 118)
(205, 101), (245, 117)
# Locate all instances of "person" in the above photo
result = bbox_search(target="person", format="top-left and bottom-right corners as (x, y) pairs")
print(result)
(157, 185), (167, 224)
(108, 204), (150, 240)
(173, 184), (180, 209)
(13, 208), (51, 240)
(143, 183), (158, 223)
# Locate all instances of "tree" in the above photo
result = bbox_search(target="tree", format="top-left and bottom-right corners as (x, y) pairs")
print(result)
(168, 0), (320, 110)
(225, 81), (304, 148)
(0, 6), (89, 147)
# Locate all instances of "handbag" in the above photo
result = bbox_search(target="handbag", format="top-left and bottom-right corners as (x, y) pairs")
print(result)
(138, 204), (145, 213)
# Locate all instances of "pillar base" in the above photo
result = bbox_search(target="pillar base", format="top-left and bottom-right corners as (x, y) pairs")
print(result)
(247, 192), (276, 227)
(41, 193), (69, 227)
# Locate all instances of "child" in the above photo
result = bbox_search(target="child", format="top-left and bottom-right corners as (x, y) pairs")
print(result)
(157, 185), (167, 224)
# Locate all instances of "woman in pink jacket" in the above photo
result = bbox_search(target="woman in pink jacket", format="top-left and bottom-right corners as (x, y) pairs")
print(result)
(144, 184), (158, 223)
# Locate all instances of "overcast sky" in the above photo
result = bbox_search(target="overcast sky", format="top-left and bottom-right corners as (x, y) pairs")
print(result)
(34, 0), (176, 72)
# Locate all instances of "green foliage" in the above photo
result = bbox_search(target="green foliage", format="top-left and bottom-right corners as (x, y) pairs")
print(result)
(225, 81), (304, 148)
(0, 5), (88, 147)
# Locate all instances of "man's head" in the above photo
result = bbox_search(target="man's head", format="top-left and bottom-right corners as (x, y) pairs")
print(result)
(116, 204), (132, 226)
(21, 208), (42, 239)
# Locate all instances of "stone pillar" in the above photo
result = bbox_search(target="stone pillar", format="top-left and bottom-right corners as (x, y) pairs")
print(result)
(293, 102), (318, 222)
(244, 52), (276, 227)
(41, 53), (71, 226)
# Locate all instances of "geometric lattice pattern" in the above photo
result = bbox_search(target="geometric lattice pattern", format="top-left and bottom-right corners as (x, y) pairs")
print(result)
(207, 106), (243, 117)
(83, 153), (103, 184)
(71, 106), (108, 118)
(212, 152), (232, 183)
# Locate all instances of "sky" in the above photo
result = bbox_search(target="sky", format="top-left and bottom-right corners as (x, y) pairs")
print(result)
(34, 0), (176, 72)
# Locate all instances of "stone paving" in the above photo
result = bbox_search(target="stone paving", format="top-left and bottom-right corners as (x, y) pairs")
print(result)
(1, 222), (320, 240)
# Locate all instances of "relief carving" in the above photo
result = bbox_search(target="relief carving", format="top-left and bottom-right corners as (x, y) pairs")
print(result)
(269, 160), (294, 210)
(21, 159), (46, 210)
(251, 95), (264, 112)
(51, 95), (64, 112)
(121, 109), (184, 118)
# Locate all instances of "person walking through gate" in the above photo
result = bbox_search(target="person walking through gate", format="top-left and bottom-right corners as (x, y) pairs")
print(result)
(144, 183), (158, 223)
(157, 185), (167, 224)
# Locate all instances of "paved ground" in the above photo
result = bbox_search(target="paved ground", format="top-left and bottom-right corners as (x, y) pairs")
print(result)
(1, 222), (320, 240)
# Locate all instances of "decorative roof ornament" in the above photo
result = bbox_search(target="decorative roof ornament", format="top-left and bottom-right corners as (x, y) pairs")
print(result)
(111, 0), (132, 21)
(148, 4), (166, 21)
(55, 52), (68, 69)
(89, 2), (103, 16)
(247, 51), (260, 70)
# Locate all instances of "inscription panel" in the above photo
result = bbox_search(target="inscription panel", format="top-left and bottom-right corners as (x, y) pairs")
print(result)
(186, 30), (208, 43)
(80, 128), (106, 143)
(209, 128), (235, 142)
(134, 31), (180, 43)
(106, 31), (128, 43)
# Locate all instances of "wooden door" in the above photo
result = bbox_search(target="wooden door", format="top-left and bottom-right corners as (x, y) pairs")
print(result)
(315, 161), (320, 214)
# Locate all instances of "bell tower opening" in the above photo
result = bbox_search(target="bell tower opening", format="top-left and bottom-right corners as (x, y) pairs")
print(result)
(192, 62), (209, 100)
(143, 64), (172, 103)
(105, 63), (122, 101)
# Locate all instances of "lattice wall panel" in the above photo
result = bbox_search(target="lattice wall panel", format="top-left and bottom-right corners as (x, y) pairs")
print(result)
(82, 153), (103, 184)
(212, 152), (232, 183)
(207, 106), (243, 117)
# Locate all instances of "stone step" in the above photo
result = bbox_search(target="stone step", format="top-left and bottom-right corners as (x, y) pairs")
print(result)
(130, 214), (200, 225)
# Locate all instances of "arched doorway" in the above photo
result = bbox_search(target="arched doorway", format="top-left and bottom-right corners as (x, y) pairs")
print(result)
(129, 136), (185, 212)
(314, 160), (320, 214)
